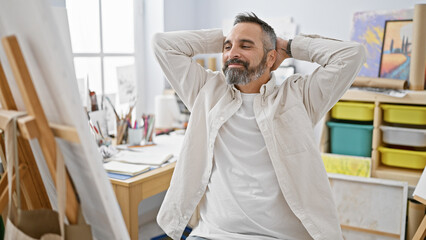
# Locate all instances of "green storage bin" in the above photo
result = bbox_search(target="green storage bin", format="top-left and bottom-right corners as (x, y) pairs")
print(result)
(327, 121), (374, 157)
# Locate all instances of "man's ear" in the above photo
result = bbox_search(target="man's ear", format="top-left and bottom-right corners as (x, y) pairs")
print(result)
(267, 50), (277, 68)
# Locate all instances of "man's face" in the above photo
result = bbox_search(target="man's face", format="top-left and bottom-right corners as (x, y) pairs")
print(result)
(222, 22), (268, 85)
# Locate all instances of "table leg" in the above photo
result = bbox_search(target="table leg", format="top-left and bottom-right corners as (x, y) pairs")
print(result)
(413, 214), (426, 240)
(113, 185), (131, 231)
(128, 198), (140, 240)
(114, 185), (140, 240)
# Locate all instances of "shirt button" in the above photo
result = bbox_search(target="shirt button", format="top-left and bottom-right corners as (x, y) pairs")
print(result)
(220, 116), (224, 121)
(237, 100), (241, 104)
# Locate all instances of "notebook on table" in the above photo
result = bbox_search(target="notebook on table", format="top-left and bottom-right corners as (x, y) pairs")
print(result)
(103, 161), (151, 176)
(107, 150), (173, 166)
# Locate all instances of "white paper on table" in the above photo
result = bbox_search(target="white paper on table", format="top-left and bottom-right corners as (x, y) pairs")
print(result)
(108, 150), (173, 166)
(103, 161), (151, 176)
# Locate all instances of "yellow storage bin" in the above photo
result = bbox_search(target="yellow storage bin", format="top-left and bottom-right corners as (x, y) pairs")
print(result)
(321, 153), (371, 177)
(331, 101), (375, 121)
(381, 104), (426, 126)
(378, 147), (426, 170)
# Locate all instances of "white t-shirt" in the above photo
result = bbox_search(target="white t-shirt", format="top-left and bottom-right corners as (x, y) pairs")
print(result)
(190, 93), (311, 240)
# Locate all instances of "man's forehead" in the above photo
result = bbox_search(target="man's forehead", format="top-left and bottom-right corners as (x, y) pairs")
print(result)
(225, 22), (263, 43)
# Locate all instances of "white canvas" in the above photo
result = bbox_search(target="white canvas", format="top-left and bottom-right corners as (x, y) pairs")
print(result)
(329, 174), (407, 240)
(413, 169), (426, 204)
(0, 0), (129, 239)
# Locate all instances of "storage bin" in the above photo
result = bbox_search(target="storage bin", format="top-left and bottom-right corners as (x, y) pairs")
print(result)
(380, 126), (426, 148)
(331, 101), (375, 121)
(321, 153), (371, 177)
(327, 121), (374, 157)
(378, 147), (426, 169)
(381, 104), (426, 126)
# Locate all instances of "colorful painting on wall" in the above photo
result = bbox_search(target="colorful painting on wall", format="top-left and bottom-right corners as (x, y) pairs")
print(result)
(379, 20), (413, 80)
(350, 9), (413, 78)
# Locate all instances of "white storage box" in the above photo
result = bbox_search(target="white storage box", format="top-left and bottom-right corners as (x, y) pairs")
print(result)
(380, 126), (426, 148)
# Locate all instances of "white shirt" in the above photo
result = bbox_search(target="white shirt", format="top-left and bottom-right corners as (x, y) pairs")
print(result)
(190, 93), (311, 239)
(152, 29), (366, 240)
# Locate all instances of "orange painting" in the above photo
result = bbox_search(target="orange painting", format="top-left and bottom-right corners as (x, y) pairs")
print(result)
(379, 20), (412, 80)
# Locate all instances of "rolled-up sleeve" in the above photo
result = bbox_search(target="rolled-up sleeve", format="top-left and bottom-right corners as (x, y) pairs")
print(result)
(291, 34), (366, 125)
(152, 29), (224, 111)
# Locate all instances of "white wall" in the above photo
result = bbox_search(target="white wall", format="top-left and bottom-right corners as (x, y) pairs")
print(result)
(163, 0), (425, 74)
(191, 0), (425, 40)
(164, 0), (197, 31)
(141, 0), (165, 114)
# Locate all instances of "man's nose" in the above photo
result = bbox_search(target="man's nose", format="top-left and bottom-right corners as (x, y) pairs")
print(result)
(228, 46), (241, 59)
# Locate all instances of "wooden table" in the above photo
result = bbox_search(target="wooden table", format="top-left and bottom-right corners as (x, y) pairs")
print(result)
(110, 162), (175, 240)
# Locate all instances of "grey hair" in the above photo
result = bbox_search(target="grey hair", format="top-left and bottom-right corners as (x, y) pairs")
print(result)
(233, 12), (277, 54)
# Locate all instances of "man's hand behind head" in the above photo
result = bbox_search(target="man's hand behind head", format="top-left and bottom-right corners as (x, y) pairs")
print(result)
(271, 37), (291, 71)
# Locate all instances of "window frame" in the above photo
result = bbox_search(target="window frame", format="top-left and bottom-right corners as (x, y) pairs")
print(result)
(67, 0), (137, 105)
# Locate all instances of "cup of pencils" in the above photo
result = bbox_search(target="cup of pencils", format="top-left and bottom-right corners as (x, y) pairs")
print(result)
(142, 114), (155, 145)
(88, 120), (111, 146)
(127, 127), (143, 146)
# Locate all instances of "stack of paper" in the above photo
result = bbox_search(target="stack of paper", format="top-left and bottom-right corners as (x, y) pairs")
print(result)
(103, 161), (151, 176)
(107, 150), (173, 166)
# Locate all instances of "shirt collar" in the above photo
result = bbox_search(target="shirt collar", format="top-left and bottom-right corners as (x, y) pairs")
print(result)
(261, 72), (276, 97)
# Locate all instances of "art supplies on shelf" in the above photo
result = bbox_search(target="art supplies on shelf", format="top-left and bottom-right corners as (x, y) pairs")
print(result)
(103, 161), (151, 176)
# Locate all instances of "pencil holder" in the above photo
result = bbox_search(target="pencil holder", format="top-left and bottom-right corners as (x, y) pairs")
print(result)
(142, 128), (155, 145)
(141, 114), (156, 145)
(127, 128), (143, 146)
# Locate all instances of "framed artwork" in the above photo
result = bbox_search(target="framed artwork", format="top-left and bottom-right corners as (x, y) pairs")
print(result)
(117, 64), (136, 104)
(350, 9), (413, 77)
(379, 20), (413, 80)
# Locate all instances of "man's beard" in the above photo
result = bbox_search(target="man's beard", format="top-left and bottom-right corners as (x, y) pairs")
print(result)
(222, 54), (268, 85)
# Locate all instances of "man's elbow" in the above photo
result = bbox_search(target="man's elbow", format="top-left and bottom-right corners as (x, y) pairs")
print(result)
(151, 32), (167, 51)
(350, 42), (367, 66)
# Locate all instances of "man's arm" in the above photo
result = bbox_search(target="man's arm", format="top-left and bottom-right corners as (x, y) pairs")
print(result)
(276, 35), (366, 125)
(152, 29), (224, 112)
(271, 38), (291, 71)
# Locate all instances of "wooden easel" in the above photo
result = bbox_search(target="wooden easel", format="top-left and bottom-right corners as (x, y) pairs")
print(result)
(412, 196), (426, 240)
(0, 35), (80, 224)
(0, 53), (51, 213)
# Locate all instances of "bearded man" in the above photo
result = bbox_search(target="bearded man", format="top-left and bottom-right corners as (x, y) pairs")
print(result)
(152, 12), (365, 240)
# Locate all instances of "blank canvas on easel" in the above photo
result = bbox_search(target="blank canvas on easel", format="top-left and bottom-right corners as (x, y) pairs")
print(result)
(0, 0), (129, 239)
(329, 174), (407, 240)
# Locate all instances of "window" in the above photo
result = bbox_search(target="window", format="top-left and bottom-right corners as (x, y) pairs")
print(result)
(66, 0), (136, 112)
